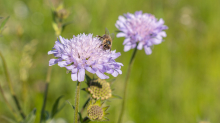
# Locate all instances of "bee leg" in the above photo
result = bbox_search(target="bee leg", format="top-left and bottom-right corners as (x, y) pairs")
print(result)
(99, 44), (103, 48)
(97, 35), (104, 40)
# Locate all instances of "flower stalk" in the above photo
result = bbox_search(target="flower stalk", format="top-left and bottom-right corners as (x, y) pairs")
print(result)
(74, 81), (81, 123)
(118, 45), (138, 123)
(40, 65), (52, 123)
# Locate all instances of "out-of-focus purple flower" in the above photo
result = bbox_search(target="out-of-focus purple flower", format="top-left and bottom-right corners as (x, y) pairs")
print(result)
(115, 11), (168, 55)
(48, 34), (123, 82)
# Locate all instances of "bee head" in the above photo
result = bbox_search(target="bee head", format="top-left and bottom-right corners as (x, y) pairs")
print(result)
(106, 40), (111, 45)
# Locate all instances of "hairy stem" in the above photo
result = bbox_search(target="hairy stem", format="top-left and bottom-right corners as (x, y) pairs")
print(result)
(118, 46), (138, 123)
(74, 81), (81, 123)
(40, 66), (52, 123)
(0, 51), (26, 119)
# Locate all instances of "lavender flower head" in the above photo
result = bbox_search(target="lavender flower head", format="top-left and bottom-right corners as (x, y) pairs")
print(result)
(115, 11), (168, 55)
(48, 34), (123, 82)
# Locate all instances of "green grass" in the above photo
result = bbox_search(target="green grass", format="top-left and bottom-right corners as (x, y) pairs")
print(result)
(0, 0), (220, 123)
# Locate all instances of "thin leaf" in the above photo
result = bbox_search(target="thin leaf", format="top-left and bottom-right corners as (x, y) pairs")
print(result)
(62, 21), (74, 31)
(103, 117), (109, 121)
(0, 16), (10, 30)
(42, 111), (50, 121)
(85, 74), (92, 86)
(80, 98), (90, 114)
(82, 117), (91, 123)
(22, 108), (36, 123)
(103, 106), (110, 112)
(111, 94), (122, 99)
(78, 112), (83, 123)
(51, 95), (65, 118)
(109, 78), (116, 85)
(66, 100), (75, 110)
(81, 88), (87, 91)
(82, 98), (90, 110)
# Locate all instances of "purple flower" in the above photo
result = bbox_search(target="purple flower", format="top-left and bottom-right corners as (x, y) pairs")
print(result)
(48, 34), (123, 82)
(115, 11), (168, 55)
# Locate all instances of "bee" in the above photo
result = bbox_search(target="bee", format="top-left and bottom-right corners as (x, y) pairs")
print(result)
(97, 28), (114, 50)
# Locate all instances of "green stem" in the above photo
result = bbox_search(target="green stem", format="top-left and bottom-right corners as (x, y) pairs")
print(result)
(40, 66), (52, 123)
(118, 46), (138, 123)
(39, 24), (62, 122)
(0, 51), (14, 94)
(74, 81), (81, 123)
(0, 51), (26, 119)
(12, 95), (25, 119)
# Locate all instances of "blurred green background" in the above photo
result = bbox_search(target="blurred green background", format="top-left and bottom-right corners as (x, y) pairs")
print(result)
(1, 0), (220, 123)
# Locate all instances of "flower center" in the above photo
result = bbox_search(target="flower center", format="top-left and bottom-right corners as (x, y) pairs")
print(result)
(87, 105), (104, 120)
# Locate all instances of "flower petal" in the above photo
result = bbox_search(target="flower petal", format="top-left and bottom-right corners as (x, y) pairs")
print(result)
(111, 52), (121, 59)
(106, 69), (114, 74)
(151, 38), (162, 44)
(116, 69), (122, 74)
(123, 38), (130, 45)
(59, 36), (65, 44)
(85, 67), (96, 73)
(71, 72), (77, 81)
(112, 70), (118, 77)
(135, 11), (142, 17)
(159, 31), (167, 37)
(61, 54), (69, 60)
(116, 32), (127, 37)
(96, 71), (109, 79)
(58, 61), (68, 67)
(144, 46), (152, 55)
(137, 43), (143, 50)
(78, 68), (85, 82)
(49, 59), (59, 66)
(48, 50), (57, 55)
(119, 15), (126, 22)
(124, 45), (132, 52)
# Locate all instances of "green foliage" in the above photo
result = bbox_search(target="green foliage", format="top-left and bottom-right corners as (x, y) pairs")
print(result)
(67, 100), (75, 110)
(85, 74), (92, 86)
(0, 0), (220, 123)
(41, 111), (50, 122)
(21, 109), (36, 123)
(51, 95), (65, 118)
(0, 16), (9, 34)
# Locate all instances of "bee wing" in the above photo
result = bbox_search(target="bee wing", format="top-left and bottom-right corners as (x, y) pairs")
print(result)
(110, 33), (115, 40)
(105, 27), (110, 35)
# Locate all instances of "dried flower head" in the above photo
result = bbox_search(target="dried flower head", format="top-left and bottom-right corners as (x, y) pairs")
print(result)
(115, 11), (168, 55)
(87, 78), (112, 100)
(87, 100), (109, 121)
(48, 34), (123, 82)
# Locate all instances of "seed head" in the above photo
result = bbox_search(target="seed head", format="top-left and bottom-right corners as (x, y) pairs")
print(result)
(87, 78), (112, 100)
(87, 100), (109, 121)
